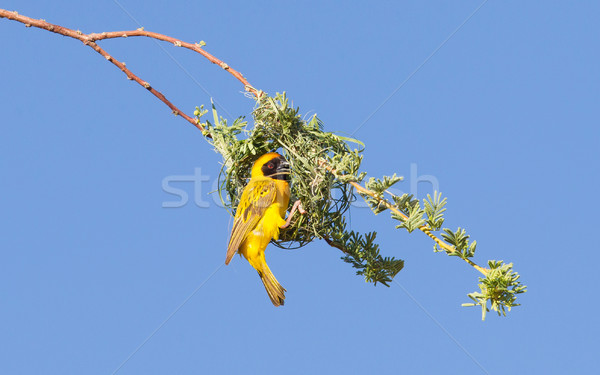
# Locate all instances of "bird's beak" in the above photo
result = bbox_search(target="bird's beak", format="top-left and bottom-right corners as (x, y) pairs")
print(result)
(276, 160), (291, 180)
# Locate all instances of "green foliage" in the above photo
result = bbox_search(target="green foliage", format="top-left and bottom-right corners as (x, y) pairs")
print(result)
(195, 93), (526, 319)
(330, 221), (404, 286)
(462, 260), (527, 320)
(362, 174), (403, 214)
(423, 191), (446, 230)
(196, 92), (404, 282)
(391, 193), (419, 211)
(396, 201), (426, 233)
(441, 227), (477, 260)
(357, 180), (526, 320)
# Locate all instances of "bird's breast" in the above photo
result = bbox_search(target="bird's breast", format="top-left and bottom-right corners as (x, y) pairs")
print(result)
(274, 179), (290, 217)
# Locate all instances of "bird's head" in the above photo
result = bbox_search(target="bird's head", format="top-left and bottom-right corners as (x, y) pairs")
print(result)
(251, 152), (291, 181)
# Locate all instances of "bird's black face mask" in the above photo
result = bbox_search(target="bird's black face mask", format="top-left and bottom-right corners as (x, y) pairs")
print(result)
(262, 156), (291, 181)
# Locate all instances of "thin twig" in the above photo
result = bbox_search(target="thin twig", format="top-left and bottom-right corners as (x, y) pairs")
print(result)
(86, 30), (257, 97)
(0, 9), (259, 136)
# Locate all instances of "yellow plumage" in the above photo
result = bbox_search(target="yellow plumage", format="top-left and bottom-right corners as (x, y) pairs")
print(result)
(225, 152), (291, 306)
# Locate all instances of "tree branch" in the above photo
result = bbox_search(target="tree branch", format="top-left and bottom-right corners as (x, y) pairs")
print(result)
(1, 9), (487, 277)
(0, 9), (259, 136)
(86, 30), (257, 96)
(0, 8), (352, 253)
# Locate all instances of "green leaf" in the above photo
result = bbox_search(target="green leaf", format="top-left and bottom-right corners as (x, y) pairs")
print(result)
(396, 201), (425, 233)
(339, 231), (404, 286)
(463, 261), (527, 320)
(441, 227), (474, 259)
(423, 191), (447, 231)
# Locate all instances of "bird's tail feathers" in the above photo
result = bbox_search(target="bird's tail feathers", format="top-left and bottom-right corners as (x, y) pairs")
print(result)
(258, 264), (286, 307)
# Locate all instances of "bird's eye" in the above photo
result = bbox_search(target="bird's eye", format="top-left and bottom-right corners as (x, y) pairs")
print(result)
(267, 162), (274, 169)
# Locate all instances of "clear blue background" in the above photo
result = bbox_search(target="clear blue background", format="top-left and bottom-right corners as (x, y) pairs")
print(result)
(1, 1), (598, 374)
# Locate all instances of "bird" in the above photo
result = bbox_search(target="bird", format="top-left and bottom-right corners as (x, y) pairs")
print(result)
(225, 152), (301, 306)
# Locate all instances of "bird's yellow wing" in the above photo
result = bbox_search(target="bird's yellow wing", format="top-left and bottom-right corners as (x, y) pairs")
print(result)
(225, 179), (276, 264)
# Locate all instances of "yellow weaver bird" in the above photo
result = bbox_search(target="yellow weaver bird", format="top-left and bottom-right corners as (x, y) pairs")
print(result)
(225, 152), (303, 306)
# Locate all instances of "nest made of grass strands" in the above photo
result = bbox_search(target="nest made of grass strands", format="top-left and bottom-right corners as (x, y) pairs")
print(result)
(197, 93), (365, 250)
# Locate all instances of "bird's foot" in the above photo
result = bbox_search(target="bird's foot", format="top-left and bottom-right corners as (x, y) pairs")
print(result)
(280, 200), (306, 229)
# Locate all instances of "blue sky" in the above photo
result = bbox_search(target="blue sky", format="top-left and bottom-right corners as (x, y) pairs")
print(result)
(1, 1), (599, 374)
